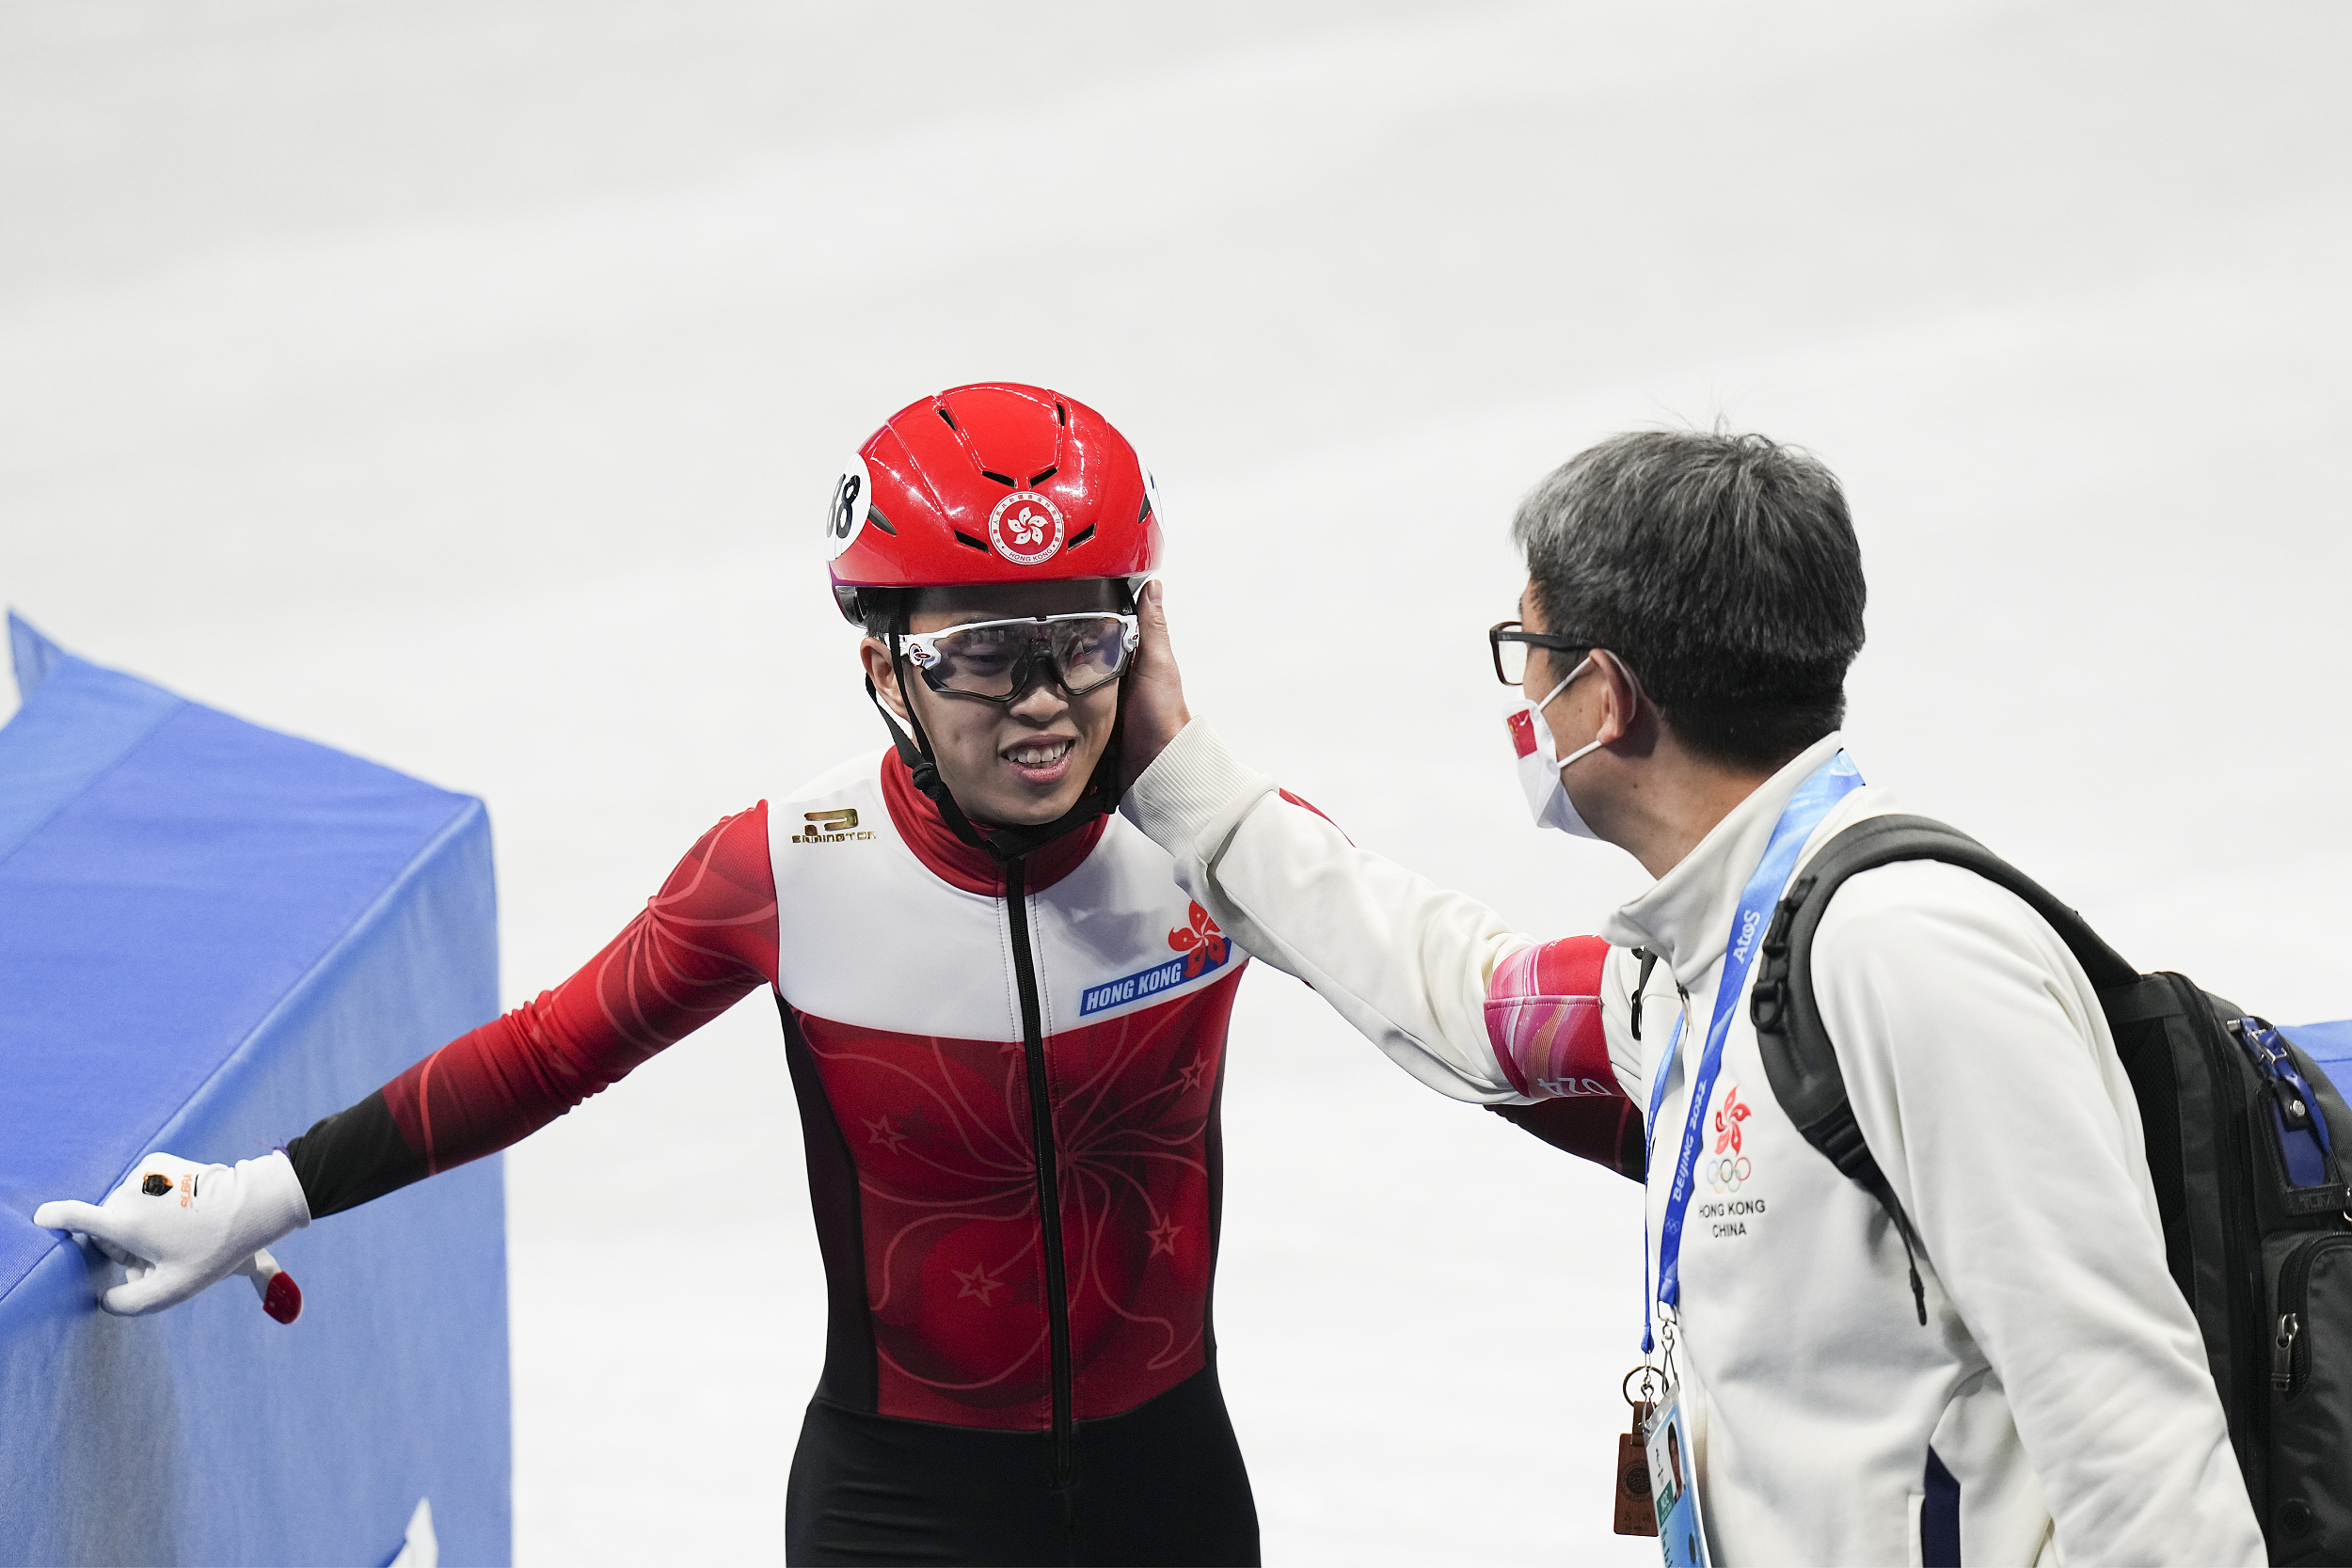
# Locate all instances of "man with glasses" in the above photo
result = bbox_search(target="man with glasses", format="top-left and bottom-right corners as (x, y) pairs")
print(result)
(1112, 430), (2262, 1564)
(35, 384), (1265, 1566)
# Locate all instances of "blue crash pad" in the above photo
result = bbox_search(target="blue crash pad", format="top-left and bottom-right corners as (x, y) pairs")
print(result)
(0, 614), (510, 1566)
(2286, 1021), (2352, 1095)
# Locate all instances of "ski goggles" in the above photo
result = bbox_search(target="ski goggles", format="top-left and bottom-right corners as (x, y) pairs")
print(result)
(895, 611), (1140, 703)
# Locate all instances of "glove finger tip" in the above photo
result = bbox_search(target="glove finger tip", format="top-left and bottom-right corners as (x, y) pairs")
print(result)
(100, 1284), (170, 1317)
(262, 1272), (302, 1324)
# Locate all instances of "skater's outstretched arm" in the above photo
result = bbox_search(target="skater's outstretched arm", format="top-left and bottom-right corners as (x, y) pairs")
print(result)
(35, 804), (781, 1316)
(290, 802), (781, 1214)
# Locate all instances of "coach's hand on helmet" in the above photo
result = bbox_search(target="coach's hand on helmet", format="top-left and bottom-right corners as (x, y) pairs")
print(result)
(34, 1150), (310, 1321)
(1120, 579), (1194, 793)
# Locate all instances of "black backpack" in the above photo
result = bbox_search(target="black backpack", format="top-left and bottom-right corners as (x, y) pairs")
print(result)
(1745, 814), (2352, 1566)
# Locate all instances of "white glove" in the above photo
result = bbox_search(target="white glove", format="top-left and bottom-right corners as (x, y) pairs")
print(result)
(34, 1150), (311, 1320)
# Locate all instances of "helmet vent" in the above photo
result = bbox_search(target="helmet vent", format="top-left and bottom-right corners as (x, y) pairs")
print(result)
(1137, 495), (1153, 524)
(835, 385), (1159, 594)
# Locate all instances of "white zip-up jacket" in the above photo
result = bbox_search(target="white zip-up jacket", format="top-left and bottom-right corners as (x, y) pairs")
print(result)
(1123, 723), (2264, 1566)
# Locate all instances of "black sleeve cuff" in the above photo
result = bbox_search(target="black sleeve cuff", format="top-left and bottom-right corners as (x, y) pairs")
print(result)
(285, 1089), (430, 1219)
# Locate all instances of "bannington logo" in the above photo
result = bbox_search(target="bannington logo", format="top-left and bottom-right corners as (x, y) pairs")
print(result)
(791, 808), (874, 845)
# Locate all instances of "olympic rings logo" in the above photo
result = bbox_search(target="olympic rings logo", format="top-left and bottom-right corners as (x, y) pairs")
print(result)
(1707, 1156), (1753, 1194)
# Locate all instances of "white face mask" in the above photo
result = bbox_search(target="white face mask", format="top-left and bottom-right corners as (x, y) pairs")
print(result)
(1504, 656), (1608, 838)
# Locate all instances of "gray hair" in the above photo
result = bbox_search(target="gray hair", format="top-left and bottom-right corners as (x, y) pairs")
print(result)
(1511, 429), (1865, 769)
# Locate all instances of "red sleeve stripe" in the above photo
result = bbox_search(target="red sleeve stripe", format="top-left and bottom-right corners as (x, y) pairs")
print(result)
(1277, 788), (1352, 845)
(416, 1052), (442, 1176)
(381, 803), (781, 1175)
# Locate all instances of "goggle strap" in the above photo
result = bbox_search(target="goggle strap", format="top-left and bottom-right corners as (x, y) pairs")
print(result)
(872, 660), (998, 855)
(865, 673), (930, 778)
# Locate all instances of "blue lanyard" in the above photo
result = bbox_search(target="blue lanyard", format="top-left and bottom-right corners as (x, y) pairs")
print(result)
(1641, 752), (1864, 1354)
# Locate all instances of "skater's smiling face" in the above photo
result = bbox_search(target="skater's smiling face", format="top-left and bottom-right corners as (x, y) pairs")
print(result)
(862, 579), (1128, 828)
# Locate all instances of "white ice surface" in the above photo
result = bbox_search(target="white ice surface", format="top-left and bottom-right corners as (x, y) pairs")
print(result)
(3, 3), (2347, 1561)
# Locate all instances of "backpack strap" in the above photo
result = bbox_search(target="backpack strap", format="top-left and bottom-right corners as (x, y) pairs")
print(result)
(1747, 814), (2139, 1325)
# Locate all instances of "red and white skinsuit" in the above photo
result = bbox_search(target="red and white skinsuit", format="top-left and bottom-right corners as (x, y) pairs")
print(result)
(764, 749), (1244, 1430)
(334, 747), (1245, 1421)
(286, 745), (1274, 1559)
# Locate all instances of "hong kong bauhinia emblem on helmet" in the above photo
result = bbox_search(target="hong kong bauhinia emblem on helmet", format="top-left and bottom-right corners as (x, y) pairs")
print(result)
(988, 491), (1066, 566)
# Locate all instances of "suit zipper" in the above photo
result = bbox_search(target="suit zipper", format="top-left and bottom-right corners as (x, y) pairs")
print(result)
(1003, 858), (1076, 1485)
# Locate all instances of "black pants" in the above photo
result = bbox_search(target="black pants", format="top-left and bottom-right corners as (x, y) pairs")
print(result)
(785, 1363), (1260, 1566)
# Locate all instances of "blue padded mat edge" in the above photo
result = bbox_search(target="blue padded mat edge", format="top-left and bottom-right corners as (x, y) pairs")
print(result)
(0, 617), (511, 1565)
(0, 615), (183, 867)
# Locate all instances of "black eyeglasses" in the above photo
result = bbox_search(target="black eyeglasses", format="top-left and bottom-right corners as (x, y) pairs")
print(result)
(1488, 621), (1594, 687)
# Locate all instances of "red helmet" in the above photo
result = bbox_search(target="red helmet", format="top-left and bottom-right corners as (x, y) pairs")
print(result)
(826, 383), (1163, 624)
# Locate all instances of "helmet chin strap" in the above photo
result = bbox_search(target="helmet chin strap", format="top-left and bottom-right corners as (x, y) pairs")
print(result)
(868, 640), (1121, 866)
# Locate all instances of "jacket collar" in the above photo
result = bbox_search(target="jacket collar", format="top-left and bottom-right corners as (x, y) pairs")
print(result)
(879, 749), (1106, 898)
(1600, 732), (1849, 988)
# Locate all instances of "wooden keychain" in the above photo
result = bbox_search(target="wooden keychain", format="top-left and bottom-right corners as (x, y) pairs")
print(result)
(1615, 1364), (1661, 1536)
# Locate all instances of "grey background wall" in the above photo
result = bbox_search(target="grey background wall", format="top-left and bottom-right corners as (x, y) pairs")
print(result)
(4, 3), (2346, 1560)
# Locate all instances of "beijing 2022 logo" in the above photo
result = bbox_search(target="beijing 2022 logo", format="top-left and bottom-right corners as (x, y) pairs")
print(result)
(988, 490), (1065, 566)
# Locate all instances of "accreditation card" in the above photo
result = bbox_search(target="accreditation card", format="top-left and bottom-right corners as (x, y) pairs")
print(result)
(1644, 1383), (1710, 1567)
